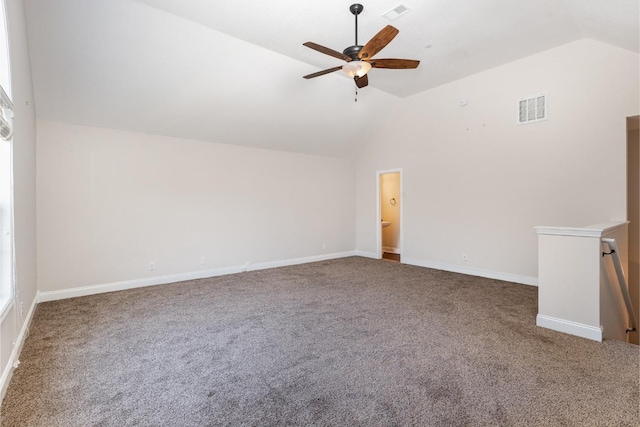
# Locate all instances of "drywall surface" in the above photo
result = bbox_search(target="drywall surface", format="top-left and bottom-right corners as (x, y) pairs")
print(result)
(36, 120), (356, 292)
(538, 234), (601, 327)
(23, 0), (396, 159)
(355, 39), (639, 282)
(1, 0), (38, 401)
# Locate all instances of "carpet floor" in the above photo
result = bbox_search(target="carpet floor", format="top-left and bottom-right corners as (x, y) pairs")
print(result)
(2, 257), (638, 426)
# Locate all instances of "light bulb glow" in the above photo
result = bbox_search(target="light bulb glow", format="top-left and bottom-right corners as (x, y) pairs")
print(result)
(342, 60), (372, 78)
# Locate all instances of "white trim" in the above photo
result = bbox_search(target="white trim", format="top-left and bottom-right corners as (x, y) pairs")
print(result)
(382, 246), (400, 254)
(536, 314), (603, 342)
(535, 221), (629, 237)
(0, 296), (12, 323)
(0, 292), (38, 402)
(39, 267), (243, 302)
(354, 250), (378, 259)
(245, 251), (355, 272)
(535, 226), (604, 238)
(38, 251), (357, 303)
(376, 169), (403, 260)
(401, 256), (538, 286)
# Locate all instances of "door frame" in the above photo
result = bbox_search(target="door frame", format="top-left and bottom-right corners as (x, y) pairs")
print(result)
(376, 168), (403, 260)
(627, 115), (639, 344)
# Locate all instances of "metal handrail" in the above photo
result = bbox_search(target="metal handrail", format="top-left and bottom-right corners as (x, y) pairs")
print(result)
(601, 238), (637, 333)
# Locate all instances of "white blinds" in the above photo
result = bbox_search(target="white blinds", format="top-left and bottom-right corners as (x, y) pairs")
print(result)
(0, 85), (12, 141)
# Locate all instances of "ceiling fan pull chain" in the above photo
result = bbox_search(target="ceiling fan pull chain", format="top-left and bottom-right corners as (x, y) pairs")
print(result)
(355, 86), (358, 102)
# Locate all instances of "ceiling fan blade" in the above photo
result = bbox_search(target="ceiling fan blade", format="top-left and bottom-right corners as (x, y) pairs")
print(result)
(303, 66), (343, 79)
(303, 42), (352, 62)
(371, 59), (420, 69)
(354, 74), (369, 88)
(358, 25), (399, 59)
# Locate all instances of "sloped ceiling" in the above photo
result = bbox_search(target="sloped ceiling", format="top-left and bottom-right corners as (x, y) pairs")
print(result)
(23, 0), (639, 158)
(136, 0), (640, 97)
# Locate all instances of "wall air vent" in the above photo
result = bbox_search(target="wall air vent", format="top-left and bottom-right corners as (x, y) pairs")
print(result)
(518, 94), (546, 125)
(383, 4), (411, 21)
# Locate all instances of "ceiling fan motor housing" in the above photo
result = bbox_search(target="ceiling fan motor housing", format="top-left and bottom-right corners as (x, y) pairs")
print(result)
(343, 45), (363, 60)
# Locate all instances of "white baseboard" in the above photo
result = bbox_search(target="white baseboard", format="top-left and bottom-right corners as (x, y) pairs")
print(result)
(382, 246), (400, 254)
(248, 251), (355, 271)
(354, 250), (379, 259)
(401, 257), (538, 286)
(1, 293), (38, 402)
(38, 251), (357, 303)
(536, 314), (602, 342)
(39, 266), (245, 302)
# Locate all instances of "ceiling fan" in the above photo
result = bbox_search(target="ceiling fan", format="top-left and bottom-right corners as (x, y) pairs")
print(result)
(303, 3), (420, 89)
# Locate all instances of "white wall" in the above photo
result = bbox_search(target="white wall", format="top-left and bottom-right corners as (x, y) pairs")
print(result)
(356, 39), (639, 284)
(1, 0), (38, 400)
(36, 120), (355, 292)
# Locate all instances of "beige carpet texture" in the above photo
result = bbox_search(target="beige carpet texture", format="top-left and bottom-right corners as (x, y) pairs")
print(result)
(2, 257), (638, 426)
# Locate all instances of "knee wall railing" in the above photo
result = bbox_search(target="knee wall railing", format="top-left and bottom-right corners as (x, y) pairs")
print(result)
(602, 238), (637, 334)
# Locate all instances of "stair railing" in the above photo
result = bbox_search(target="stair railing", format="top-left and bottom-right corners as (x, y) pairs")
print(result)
(601, 238), (637, 334)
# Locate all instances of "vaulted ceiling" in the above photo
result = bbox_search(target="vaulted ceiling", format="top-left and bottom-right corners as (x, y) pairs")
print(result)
(23, 0), (639, 157)
(136, 0), (640, 97)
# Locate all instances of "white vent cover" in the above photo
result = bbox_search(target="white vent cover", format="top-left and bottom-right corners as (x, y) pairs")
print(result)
(383, 4), (411, 21)
(518, 94), (546, 124)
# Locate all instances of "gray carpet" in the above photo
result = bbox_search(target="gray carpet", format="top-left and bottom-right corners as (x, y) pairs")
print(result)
(2, 257), (638, 426)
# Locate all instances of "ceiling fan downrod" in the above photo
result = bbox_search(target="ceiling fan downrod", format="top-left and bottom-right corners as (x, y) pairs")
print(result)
(350, 4), (363, 46)
(344, 4), (364, 60)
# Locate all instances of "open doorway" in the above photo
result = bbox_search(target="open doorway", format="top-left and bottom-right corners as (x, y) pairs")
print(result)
(627, 116), (639, 345)
(377, 170), (402, 262)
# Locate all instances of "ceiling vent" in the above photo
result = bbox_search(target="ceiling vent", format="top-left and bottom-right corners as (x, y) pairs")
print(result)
(383, 4), (411, 21)
(518, 94), (546, 125)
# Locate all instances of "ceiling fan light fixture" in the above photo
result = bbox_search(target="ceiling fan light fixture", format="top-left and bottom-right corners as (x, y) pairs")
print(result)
(302, 4), (419, 90)
(342, 60), (371, 78)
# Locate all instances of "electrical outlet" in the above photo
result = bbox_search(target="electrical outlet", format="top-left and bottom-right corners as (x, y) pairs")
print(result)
(200, 256), (206, 265)
(462, 253), (468, 261)
(148, 261), (156, 271)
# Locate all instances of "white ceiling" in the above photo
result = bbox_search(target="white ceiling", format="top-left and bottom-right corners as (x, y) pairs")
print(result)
(22, 0), (639, 157)
(135, 0), (640, 97)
